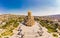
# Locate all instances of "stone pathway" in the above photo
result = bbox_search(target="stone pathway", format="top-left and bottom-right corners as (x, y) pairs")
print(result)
(10, 22), (54, 38)
(18, 22), (54, 38)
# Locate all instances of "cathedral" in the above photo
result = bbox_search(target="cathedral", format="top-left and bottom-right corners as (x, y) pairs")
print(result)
(24, 11), (35, 26)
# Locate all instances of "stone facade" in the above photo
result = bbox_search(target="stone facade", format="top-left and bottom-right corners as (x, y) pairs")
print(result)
(25, 11), (35, 26)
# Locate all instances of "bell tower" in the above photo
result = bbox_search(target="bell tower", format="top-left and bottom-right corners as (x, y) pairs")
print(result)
(25, 10), (35, 26)
(28, 10), (32, 16)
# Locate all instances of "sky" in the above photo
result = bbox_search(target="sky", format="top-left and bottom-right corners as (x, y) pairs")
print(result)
(0, 0), (60, 16)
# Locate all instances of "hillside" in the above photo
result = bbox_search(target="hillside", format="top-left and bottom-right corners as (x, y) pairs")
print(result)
(0, 14), (60, 38)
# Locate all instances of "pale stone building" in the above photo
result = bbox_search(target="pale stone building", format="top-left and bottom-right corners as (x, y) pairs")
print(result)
(24, 11), (35, 26)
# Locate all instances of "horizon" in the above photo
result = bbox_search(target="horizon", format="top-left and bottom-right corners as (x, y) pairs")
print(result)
(0, 0), (60, 16)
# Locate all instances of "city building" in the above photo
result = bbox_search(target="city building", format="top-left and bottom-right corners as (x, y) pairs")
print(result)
(24, 11), (35, 26)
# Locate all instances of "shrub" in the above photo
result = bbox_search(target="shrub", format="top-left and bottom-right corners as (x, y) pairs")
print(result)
(53, 33), (58, 37)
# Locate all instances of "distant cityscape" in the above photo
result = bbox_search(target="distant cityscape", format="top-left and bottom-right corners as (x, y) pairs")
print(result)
(0, 11), (60, 38)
